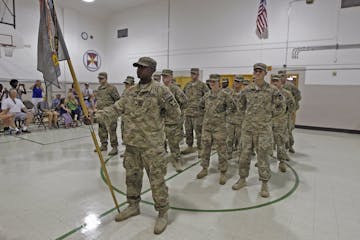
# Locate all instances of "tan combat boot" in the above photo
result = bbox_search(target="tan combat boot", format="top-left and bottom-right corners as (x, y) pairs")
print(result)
(196, 168), (208, 179)
(279, 161), (287, 172)
(181, 146), (195, 154)
(289, 146), (295, 153)
(154, 210), (168, 234)
(173, 160), (183, 173)
(94, 145), (107, 152)
(219, 172), (227, 185)
(284, 152), (291, 161)
(115, 203), (140, 222)
(260, 181), (270, 198)
(232, 178), (247, 190)
(108, 147), (118, 156)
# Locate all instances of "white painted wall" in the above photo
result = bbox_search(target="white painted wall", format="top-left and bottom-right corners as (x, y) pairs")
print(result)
(105, 0), (360, 85)
(0, 0), (106, 84)
(1, 0), (360, 129)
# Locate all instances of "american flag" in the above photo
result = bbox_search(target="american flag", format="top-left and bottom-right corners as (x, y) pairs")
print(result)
(256, 0), (268, 39)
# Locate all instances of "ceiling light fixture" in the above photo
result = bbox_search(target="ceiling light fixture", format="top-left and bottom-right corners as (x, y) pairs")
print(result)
(82, 0), (95, 3)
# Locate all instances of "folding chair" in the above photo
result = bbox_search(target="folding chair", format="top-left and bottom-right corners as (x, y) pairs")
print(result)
(34, 103), (47, 129)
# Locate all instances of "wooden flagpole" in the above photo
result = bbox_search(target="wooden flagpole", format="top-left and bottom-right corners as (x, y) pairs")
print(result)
(66, 59), (120, 213)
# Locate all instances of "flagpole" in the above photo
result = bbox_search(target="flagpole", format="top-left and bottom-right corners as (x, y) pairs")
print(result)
(67, 59), (120, 213)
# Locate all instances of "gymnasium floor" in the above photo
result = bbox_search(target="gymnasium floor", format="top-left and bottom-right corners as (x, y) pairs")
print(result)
(0, 125), (359, 240)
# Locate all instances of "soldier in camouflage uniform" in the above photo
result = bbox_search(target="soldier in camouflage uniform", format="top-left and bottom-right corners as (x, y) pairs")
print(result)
(278, 70), (302, 153)
(94, 72), (120, 155)
(271, 75), (295, 172)
(162, 69), (188, 172)
(89, 57), (181, 234)
(226, 75), (246, 160)
(120, 76), (135, 154)
(232, 63), (286, 198)
(196, 74), (236, 185)
(182, 68), (209, 157)
(152, 72), (161, 82)
(221, 78), (231, 94)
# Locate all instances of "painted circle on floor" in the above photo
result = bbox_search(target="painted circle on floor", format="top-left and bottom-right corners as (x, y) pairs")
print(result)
(100, 156), (299, 213)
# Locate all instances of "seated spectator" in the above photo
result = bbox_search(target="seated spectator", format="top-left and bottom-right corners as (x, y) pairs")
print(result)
(59, 98), (72, 128)
(66, 92), (81, 124)
(0, 111), (20, 134)
(51, 94), (62, 112)
(1, 89), (33, 133)
(38, 98), (59, 129)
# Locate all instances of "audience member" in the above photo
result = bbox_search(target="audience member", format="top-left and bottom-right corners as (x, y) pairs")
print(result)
(9, 79), (26, 100)
(59, 98), (72, 128)
(1, 89), (33, 133)
(38, 98), (59, 129)
(30, 80), (44, 109)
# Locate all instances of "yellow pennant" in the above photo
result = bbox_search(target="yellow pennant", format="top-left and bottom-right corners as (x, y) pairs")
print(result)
(52, 53), (59, 66)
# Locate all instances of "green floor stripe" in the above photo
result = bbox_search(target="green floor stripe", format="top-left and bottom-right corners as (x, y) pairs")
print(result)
(57, 151), (299, 239)
(102, 159), (299, 212)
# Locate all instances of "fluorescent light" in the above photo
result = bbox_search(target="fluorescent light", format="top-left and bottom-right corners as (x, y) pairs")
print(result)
(82, 0), (95, 3)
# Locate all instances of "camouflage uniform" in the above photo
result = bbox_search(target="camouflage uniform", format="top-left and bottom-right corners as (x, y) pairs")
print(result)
(95, 75), (120, 149)
(120, 76), (135, 141)
(97, 77), (181, 212)
(226, 78), (245, 160)
(283, 81), (301, 149)
(279, 70), (302, 150)
(152, 72), (161, 82)
(162, 70), (188, 165)
(183, 69), (209, 150)
(238, 79), (285, 181)
(199, 75), (236, 173)
(272, 77), (295, 164)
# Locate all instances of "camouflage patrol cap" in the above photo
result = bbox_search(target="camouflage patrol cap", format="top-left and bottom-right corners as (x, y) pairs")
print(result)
(123, 76), (135, 84)
(241, 79), (250, 85)
(161, 69), (173, 76)
(191, 68), (200, 74)
(222, 78), (229, 83)
(253, 63), (267, 71)
(152, 72), (161, 82)
(271, 74), (281, 81)
(234, 75), (244, 82)
(278, 70), (287, 77)
(133, 57), (157, 68)
(209, 74), (221, 81)
(98, 72), (108, 79)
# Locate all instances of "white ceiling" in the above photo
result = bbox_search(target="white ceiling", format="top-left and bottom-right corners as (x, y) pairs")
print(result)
(56, 0), (159, 19)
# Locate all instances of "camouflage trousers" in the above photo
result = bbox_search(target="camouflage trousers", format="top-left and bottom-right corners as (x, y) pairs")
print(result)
(123, 145), (169, 212)
(273, 120), (288, 161)
(165, 123), (183, 161)
(184, 115), (203, 149)
(239, 128), (272, 181)
(226, 123), (242, 160)
(200, 127), (228, 172)
(98, 120), (118, 147)
(287, 113), (295, 147)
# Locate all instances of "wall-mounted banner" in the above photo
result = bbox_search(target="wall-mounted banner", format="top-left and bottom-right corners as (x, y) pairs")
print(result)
(83, 50), (101, 72)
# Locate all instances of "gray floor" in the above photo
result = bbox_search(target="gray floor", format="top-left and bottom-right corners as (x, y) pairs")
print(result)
(0, 125), (359, 240)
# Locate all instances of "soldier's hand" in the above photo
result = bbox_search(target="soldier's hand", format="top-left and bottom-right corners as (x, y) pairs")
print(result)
(83, 116), (92, 125)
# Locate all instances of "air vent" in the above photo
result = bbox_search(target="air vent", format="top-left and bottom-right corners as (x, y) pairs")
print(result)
(117, 28), (128, 38)
(341, 0), (360, 8)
